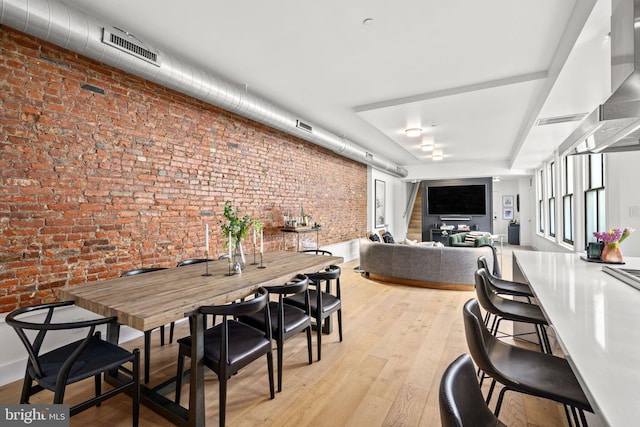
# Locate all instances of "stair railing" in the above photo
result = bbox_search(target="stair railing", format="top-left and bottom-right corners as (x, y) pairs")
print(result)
(403, 181), (421, 231)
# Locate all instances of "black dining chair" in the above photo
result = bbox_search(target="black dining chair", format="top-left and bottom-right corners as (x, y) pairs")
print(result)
(298, 249), (333, 256)
(284, 265), (342, 361)
(121, 267), (171, 383)
(6, 301), (140, 424)
(239, 274), (312, 392)
(176, 258), (215, 267)
(439, 354), (506, 427)
(174, 287), (274, 427)
(463, 298), (592, 425)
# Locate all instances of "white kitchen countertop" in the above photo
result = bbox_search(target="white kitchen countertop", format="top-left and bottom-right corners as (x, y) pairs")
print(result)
(514, 250), (640, 427)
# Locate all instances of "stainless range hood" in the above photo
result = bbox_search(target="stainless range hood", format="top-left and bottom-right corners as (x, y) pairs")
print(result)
(560, 0), (640, 155)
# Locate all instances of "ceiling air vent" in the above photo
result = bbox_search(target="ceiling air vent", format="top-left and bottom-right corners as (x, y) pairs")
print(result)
(536, 113), (587, 126)
(296, 120), (313, 133)
(102, 27), (160, 66)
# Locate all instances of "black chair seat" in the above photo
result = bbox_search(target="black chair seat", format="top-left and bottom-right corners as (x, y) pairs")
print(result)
(489, 296), (547, 325)
(286, 290), (340, 314)
(489, 277), (533, 297)
(488, 338), (591, 410)
(177, 321), (271, 367)
(32, 335), (136, 390)
(241, 302), (310, 335)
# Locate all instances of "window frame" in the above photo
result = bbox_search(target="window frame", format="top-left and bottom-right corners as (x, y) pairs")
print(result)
(584, 153), (605, 246)
(538, 168), (545, 234)
(562, 156), (574, 245)
(548, 161), (556, 238)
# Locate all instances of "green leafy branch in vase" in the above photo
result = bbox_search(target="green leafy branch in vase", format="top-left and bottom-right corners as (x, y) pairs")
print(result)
(220, 201), (254, 248)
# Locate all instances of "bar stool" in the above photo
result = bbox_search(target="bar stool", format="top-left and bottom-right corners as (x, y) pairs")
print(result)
(463, 298), (592, 425)
(477, 255), (534, 301)
(439, 354), (506, 427)
(475, 268), (551, 354)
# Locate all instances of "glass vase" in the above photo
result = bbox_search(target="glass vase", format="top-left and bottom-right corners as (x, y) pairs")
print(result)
(600, 243), (623, 263)
(235, 240), (246, 266)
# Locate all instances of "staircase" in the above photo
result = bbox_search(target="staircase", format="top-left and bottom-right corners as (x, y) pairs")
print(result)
(406, 183), (423, 241)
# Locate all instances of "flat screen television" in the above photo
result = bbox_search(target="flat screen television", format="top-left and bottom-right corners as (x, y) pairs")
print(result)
(427, 184), (487, 216)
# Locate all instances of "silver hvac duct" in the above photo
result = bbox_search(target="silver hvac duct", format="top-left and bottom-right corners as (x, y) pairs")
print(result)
(0, 0), (408, 178)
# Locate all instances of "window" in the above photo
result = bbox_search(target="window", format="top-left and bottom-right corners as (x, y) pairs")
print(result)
(562, 156), (574, 244)
(585, 154), (605, 245)
(538, 169), (545, 233)
(548, 161), (556, 238)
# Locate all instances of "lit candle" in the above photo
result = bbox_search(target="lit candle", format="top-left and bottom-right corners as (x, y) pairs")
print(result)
(260, 229), (264, 253)
(205, 224), (209, 254)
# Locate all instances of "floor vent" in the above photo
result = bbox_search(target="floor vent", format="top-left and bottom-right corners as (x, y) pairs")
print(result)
(296, 120), (313, 133)
(536, 113), (587, 126)
(102, 27), (160, 66)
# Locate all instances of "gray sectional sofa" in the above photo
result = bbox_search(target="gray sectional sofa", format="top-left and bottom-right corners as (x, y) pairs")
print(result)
(358, 238), (496, 290)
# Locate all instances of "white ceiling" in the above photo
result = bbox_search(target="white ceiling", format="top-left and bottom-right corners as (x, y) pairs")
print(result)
(59, 0), (612, 180)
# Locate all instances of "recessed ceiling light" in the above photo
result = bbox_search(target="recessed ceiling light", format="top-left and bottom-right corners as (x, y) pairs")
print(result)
(363, 18), (374, 25)
(405, 128), (422, 137)
(432, 149), (444, 161)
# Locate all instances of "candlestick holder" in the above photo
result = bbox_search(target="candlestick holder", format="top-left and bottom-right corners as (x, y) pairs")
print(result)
(258, 252), (266, 269)
(225, 257), (235, 276)
(250, 243), (258, 265)
(202, 251), (212, 276)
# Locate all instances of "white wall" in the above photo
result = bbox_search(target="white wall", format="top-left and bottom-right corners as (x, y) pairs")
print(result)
(368, 167), (408, 241)
(491, 179), (520, 237)
(606, 151), (640, 257)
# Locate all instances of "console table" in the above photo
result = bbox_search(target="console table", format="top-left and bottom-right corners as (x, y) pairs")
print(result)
(281, 226), (322, 251)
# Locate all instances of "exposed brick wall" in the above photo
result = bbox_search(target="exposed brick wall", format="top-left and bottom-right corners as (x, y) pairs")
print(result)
(0, 27), (367, 313)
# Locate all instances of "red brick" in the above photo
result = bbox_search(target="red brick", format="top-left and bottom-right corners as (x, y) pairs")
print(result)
(0, 26), (367, 314)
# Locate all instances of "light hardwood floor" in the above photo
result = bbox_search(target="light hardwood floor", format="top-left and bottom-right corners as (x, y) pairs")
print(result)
(0, 245), (568, 426)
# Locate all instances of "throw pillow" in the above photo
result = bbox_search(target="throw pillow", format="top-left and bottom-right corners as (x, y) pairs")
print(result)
(464, 234), (477, 244)
(417, 241), (435, 247)
(381, 231), (395, 244)
(369, 233), (381, 242)
(403, 238), (417, 245)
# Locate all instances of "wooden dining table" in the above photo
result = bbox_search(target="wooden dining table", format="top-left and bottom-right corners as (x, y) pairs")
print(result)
(59, 250), (343, 426)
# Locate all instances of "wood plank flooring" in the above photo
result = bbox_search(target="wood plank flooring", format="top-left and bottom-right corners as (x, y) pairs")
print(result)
(0, 245), (568, 426)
